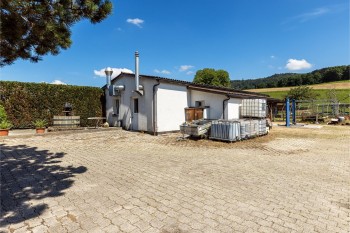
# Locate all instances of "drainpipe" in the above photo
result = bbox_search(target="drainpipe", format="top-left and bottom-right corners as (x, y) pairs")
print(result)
(223, 95), (230, 120)
(153, 79), (160, 135)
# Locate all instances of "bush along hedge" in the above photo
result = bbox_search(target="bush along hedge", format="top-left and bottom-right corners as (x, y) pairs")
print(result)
(0, 81), (105, 128)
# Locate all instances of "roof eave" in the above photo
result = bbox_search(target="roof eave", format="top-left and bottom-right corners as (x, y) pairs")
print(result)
(102, 72), (268, 98)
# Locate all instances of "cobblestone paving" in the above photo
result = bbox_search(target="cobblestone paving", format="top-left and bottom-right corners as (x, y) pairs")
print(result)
(1, 126), (349, 233)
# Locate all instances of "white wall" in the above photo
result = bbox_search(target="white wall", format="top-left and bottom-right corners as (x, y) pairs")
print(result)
(226, 98), (242, 120)
(105, 88), (116, 125)
(133, 76), (155, 132)
(157, 83), (188, 132)
(105, 76), (133, 129)
(190, 90), (226, 119)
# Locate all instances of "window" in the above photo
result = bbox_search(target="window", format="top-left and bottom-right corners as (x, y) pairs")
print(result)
(115, 99), (120, 115)
(195, 101), (204, 107)
(134, 98), (139, 113)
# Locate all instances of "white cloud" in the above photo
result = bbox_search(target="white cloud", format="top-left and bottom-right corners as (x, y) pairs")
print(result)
(179, 65), (194, 72)
(51, 80), (67, 85)
(154, 69), (171, 75)
(285, 59), (312, 71)
(127, 18), (144, 28)
(283, 4), (347, 26)
(94, 68), (133, 79)
(297, 8), (329, 22)
(270, 55), (275, 59)
(284, 7), (330, 24)
(186, 71), (194, 75)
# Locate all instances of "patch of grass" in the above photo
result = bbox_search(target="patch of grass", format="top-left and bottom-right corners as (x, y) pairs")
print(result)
(263, 91), (288, 100)
(321, 80), (350, 84)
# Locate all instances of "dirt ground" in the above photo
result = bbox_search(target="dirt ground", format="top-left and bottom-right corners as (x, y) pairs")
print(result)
(1, 125), (349, 233)
(156, 124), (350, 151)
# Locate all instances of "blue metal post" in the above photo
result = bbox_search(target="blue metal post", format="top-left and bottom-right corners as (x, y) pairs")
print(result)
(292, 99), (296, 125)
(286, 98), (290, 127)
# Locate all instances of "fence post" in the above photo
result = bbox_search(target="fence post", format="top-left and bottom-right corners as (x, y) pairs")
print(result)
(286, 98), (290, 127)
(292, 99), (296, 125)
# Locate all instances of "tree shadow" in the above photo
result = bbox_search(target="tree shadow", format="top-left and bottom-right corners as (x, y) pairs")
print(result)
(0, 144), (87, 226)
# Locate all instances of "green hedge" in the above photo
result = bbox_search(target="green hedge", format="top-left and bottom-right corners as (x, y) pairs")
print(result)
(0, 81), (105, 128)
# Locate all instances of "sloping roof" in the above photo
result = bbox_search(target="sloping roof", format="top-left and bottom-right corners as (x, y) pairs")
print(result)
(108, 72), (268, 99)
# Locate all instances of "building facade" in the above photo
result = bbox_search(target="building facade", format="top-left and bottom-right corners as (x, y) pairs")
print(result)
(105, 72), (268, 135)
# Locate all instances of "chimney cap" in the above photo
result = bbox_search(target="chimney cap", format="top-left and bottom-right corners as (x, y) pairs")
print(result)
(105, 67), (113, 76)
(135, 51), (139, 56)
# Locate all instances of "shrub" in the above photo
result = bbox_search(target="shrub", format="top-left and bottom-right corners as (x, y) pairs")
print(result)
(33, 119), (48, 128)
(0, 104), (7, 121)
(0, 120), (13, 129)
(285, 86), (319, 100)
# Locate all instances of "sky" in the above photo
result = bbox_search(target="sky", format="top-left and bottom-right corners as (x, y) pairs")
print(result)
(1, 0), (349, 87)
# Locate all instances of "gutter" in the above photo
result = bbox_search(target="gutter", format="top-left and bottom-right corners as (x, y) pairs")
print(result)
(187, 85), (267, 99)
(153, 79), (160, 135)
(223, 95), (231, 120)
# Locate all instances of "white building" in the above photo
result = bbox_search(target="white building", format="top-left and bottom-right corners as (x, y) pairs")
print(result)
(105, 52), (267, 135)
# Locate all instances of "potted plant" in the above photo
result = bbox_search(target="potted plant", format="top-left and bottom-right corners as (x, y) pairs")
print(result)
(33, 119), (47, 134)
(0, 120), (13, 136)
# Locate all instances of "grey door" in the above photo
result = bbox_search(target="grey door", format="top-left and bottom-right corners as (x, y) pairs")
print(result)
(132, 98), (139, 130)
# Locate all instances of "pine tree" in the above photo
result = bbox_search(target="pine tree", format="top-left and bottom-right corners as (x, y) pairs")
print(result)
(0, 0), (113, 66)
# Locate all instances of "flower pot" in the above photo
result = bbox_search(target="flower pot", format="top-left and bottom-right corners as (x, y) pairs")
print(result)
(36, 128), (45, 134)
(0, 129), (9, 136)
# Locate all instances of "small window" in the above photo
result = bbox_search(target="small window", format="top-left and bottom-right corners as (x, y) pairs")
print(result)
(195, 101), (204, 107)
(134, 98), (139, 113)
(115, 99), (120, 115)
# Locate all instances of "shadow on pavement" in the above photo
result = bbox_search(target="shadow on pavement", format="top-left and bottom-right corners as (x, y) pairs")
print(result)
(0, 144), (87, 226)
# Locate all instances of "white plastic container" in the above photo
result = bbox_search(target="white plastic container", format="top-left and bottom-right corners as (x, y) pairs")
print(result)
(241, 99), (267, 118)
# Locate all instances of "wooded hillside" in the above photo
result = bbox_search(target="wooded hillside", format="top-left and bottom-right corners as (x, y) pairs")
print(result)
(231, 65), (349, 90)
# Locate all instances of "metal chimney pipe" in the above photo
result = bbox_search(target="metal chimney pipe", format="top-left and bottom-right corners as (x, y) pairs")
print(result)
(135, 51), (139, 91)
(105, 67), (113, 87)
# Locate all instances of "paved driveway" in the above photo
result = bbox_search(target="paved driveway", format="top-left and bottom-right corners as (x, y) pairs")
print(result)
(1, 126), (349, 233)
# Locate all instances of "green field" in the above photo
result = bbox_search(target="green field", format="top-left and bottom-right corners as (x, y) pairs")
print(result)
(249, 80), (350, 121)
(254, 80), (350, 102)
(262, 89), (350, 102)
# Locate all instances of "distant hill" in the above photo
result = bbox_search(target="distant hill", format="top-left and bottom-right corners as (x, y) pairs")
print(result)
(231, 65), (349, 90)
